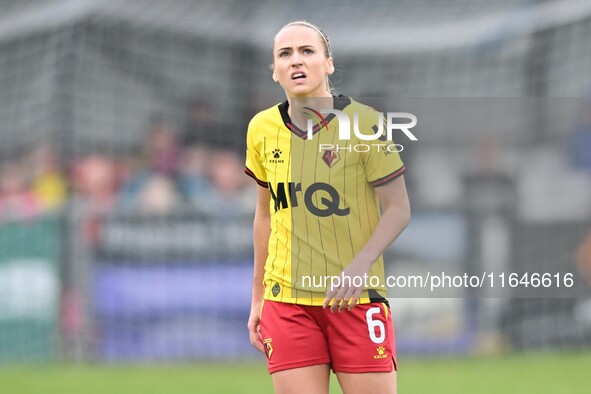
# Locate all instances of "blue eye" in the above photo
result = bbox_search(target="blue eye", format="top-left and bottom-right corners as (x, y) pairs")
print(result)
(303, 48), (314, 54)
(279, 51), (290, 58)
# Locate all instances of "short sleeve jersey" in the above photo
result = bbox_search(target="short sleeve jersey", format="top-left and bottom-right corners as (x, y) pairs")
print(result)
(245, 96), (406, 306)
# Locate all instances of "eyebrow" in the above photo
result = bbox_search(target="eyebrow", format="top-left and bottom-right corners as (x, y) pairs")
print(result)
(276, 45), (316, 53)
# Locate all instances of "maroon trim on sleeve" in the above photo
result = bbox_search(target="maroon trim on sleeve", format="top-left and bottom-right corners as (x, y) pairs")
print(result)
(370, 166), (406, 187)
(245, 167), (268, 188)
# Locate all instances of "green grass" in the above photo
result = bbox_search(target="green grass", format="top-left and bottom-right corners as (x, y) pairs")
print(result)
(1, 352), (590, 394)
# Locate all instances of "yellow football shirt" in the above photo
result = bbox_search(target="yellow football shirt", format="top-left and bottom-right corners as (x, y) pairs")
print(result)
(245, 96), (406, 306)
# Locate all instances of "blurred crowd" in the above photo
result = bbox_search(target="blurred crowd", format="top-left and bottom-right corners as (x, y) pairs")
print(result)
(0, 110), (255, 225)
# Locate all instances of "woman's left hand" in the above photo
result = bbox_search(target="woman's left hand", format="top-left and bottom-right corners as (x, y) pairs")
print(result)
(323, 258), (372, 313)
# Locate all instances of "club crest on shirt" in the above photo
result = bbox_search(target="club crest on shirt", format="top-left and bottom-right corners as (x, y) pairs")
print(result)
(322, 149), (340, 167)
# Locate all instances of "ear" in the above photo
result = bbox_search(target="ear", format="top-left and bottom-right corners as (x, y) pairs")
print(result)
(326, 57), (335, 75)
(272, 73), (278, 82)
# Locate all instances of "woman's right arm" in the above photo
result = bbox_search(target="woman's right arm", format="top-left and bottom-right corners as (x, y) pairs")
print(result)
(248, 185), (271, 353)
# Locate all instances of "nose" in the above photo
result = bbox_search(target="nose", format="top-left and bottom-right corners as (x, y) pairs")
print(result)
(290, 51), (303, 66)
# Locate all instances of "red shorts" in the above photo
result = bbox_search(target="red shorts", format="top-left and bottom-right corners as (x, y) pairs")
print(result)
(259, 300), (397, 374)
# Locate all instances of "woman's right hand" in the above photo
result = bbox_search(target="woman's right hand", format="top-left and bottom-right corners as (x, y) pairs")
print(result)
(247, 301), (265, 353)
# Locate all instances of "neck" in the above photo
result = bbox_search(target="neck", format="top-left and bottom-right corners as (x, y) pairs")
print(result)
(286, 92), (333, 124)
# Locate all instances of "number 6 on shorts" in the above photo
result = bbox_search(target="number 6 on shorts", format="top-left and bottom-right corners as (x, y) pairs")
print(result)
(366, 306), (386, 344)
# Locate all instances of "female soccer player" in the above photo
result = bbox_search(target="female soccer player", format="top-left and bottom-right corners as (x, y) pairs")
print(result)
(245, 21), (410, 394)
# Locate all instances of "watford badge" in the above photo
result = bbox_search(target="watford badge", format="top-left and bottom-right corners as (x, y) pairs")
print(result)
(264, 338), (273, 360)
(322, 149), (340, 167)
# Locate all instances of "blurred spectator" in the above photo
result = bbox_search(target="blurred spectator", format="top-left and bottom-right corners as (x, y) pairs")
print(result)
(27, 142), (68, 211)
(182, 98), (220, 147)
(136, 173), (182, 214)
(72, 154), (119, 210)
(567, 104), (591, 171)
(71, 154), (119, 244)
(575, 230), (591, 326)
(577, 231), (591, 286)
(0, 161), (42, 221)
(204, 149), (255, 218)
(119, 116), (182, 213)
(177, 143), (212, 206)
(146, 118), (179, 175)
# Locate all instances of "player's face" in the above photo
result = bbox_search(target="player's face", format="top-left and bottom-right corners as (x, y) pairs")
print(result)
(273, 25), (334, 98)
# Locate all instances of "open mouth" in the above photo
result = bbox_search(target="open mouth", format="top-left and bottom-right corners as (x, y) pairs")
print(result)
(292, 72), (306, 80)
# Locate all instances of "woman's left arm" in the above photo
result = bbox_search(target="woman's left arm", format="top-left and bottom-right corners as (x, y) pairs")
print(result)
(323, 175), (411, 312)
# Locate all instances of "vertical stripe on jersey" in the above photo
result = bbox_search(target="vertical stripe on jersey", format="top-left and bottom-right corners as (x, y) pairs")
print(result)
(279, 125), (290, 302)
(328, 126), (343, 275)
(358, 158), (372, 239)
(275, 127), (288, 303)
(341, 132), (356, 267)
(313, 129), (329, 297)
(265, 134), (279, 301)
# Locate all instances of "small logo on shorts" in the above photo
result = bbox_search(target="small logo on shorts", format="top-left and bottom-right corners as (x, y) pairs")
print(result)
(271, 283), (281, 297)
(264, 338), (273, 360)
(374, 346), (388, 360)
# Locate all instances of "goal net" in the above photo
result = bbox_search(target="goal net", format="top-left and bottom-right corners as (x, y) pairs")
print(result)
(0, 0), (590, 362)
